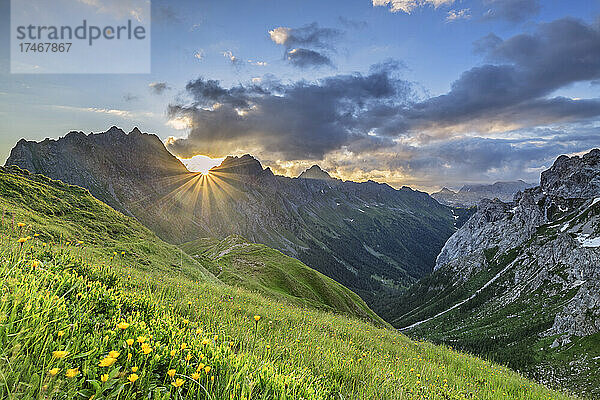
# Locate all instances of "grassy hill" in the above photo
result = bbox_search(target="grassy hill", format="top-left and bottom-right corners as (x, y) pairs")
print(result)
(0, 166), (579, 399)
(181, 236), (386, 326)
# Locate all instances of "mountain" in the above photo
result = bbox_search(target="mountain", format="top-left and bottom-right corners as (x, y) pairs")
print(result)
(6, 127), (458, 316)
(432, 180), (535, 207)
(1, 167), (574, 400)
(298, 165), (333, 180)
(392, 149), (600, 397)
(181, 235), (386, 325)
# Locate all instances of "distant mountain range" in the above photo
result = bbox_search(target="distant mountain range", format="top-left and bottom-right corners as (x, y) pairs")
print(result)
(393, 149), (600, 397)
(432, 180), (535, 207)
(5, 127), (459, 318)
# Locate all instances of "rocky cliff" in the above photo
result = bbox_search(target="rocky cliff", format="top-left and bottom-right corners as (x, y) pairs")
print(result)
(431, 180), (535, 207)
(393, 149), (600, 397)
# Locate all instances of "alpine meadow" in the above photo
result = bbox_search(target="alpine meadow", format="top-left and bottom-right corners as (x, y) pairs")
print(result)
(1, 0), (600, 399)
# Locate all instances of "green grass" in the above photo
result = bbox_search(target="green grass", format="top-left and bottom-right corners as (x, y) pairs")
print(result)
(0, 166), (579, 399)
(181, 236), (386, 326)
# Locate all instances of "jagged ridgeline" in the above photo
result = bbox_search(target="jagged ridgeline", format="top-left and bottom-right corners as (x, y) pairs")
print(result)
(6, 127), (458, 314)
(393, 149), (600, 398)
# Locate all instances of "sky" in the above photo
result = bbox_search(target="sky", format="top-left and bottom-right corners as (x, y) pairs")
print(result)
(1, 0), (599, 192)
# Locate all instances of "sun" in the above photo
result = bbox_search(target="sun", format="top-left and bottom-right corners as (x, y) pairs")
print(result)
(179, 155), (224, 175)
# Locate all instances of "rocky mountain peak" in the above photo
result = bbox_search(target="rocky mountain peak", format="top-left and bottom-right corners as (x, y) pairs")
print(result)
(540, 148), (600, 199)
(211, 154), (265, 176)
(298, 165), (332, 180)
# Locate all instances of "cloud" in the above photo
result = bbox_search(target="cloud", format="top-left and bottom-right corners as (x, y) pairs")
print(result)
(396, 18), (600, 136)
(269, 23), (342, 68)
(372, 0), (455, 14)
(223, 51), (243, 67)
(76, 0), (149, 22)
(148, 82), (170, 95)
(483, 0), (540, 22)
(194, 50), (205, 60)
(165, 63), (410, 160)
(123, 93), (138, 102)
(338, 17), (368, 30)
(446, 8), (471, 22)
(287, 48), (333, 68)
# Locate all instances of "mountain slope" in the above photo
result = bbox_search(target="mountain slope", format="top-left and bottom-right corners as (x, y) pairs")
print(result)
(6, 128), (458, 315)
(181, 235), (386, 325)
(393, 150), (600, 397)
(432, 180), (535, 207)
(0, 171), (577, 400)
(0, 165), (215, 283)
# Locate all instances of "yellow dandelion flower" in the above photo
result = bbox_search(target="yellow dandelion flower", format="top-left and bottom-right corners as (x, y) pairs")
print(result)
(211, 375), (215, 383)
(254, 315), (261, 322)
(137, 336), (147, 343)
(101, 374), (109, 382)
(185, 353), (192, 361)
(116, 322), (130, 330)
(204, 366), (211, 374)
(52, 350), (68, 359)
(17, 222), (26, 227)
(170, 349), (176, 357)
(141, 343), (152, 354)
(48, 368), (59, 376)
(108, 351), (120, 358)
(172, 378), (184, 388)
(18, 237), (27, 243)
(180, 342), (187, 350)
(128, 373), (139, 383)
(99, 357), (117, 367)
(127, 353), (132, 361)
(65, 368), (79, 378)
(167, 369), (176, 378)
(191, 372), (200, 380)
(182, 319), (189, 325)
(131, 366), (138, 372)
(197, 363), (205, 372)
(202, 338), (209, 346)
(126, 339), (134, 346)
(57, 330), (64, 338)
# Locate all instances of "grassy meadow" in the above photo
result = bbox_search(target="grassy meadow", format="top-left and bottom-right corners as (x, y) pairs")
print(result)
(0, 167), (580, 399)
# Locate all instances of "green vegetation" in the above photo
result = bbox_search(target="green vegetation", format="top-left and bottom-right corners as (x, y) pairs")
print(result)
(0, 167), (579, 399)
(181, 236), (385, 326)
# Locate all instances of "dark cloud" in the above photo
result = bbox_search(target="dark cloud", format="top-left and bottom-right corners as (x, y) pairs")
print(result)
(398, 18), (600, 135)
(166, 64), (410, 159)
(483, 0), (540, 22)
(148, 82), (170, 95)
(269, 23), (342, 68)
(286, 48), (333, 69)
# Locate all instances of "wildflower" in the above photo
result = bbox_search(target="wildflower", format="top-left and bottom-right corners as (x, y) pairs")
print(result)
(126, 339), (134, 346)
(77, 241), (84, 245)
(254, 315), (261, 322)
(18, 237), (27, 244)
(57, 330), (64, 338)
(99, 357), (117, 367)
(211, 376), (215, 383)
(183, 319), (189, 325)
(197, 363), (205, 372)
(128, 373), (139, 383)
(191, 372), (200, 380)
(180, 342), (187, 350)
(48, 368), (59, 376)
(127, 353), (132, 361)
(172, 378), (184, 388)
(202, 338), (209, 346)
(137, 336), (147, 343)
(170, 349), (176, 357)
(101, 374), (109, 382)
(132, 366), (138, 372)
(185, 353), (192, 361)
(65, 368), (79, 378)
(52, 350), (68, 359)
(108, 351), (120, 358)
(116, 322), (130, 330)
(167, 369), (176, 378)
(204, 366), (211, 374)
(141, 343), (152, 354)
(121, 251), (125, 256)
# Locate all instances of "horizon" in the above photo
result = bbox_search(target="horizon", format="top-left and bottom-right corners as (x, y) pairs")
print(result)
(1, 0), (599, 192)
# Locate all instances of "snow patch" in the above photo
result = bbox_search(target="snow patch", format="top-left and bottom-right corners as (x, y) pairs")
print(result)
(576, 233), (600, 248)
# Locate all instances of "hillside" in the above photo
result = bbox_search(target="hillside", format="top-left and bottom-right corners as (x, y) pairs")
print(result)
(181, 236), (385, 325)
(0, 166), (577, 400)
(0, 165), (215, 283)
(6, 127), (458, 316)
(393, 150), (600, 397)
